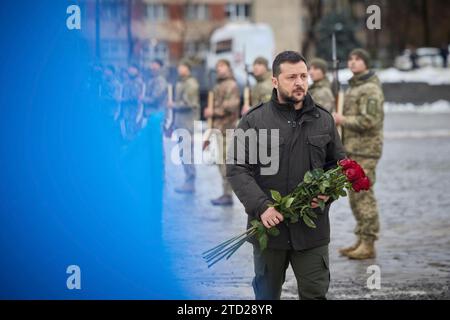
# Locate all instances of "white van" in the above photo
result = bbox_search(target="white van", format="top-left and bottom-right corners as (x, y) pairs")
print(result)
(206, 22), (275, 86)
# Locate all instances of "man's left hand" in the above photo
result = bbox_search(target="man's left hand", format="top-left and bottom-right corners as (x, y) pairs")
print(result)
(311, 195), (330, 209)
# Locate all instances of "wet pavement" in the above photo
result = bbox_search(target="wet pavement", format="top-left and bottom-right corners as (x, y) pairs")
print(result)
(162, 111), (450, 300)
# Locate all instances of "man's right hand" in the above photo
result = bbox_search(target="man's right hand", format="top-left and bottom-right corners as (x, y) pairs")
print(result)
(260, 207), (284, 229)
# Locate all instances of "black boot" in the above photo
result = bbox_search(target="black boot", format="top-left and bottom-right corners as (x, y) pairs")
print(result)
(211, 194), (233, 206)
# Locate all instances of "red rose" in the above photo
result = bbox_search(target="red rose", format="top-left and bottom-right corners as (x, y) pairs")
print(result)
(344, 166), (365, 182)
(339, 158), (357, 170)
(352, 177), (371, 192)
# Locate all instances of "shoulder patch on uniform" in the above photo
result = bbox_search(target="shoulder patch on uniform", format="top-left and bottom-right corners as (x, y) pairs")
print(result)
(366, 98), (379, 116)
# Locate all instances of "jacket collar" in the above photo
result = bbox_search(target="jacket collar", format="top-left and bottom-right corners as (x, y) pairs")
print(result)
(349, 70), (375, 86)
(271, 89), (319, 119)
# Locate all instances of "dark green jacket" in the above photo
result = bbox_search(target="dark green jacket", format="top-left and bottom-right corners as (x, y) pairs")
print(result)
(226, 89), (346, 250)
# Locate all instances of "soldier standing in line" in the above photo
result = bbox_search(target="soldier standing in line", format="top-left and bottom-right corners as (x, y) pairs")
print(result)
(204, 59), (240, 206)
(99, 65), (121, 119)
(119, 64), (145, 140)
(242, 56), (273, 115)
(142, 59), (168, 118)
(308, 58), (335, 113)
(168, 59), (200, 193)
(333, 48), (384, 260)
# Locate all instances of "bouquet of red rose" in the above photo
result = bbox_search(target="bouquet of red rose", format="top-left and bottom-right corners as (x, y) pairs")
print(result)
(202, 158), (371, 267)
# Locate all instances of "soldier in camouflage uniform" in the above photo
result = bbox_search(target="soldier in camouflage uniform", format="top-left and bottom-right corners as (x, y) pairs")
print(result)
(333, 48), (384, 260)
(242, 57), (273, 114)
(308, 58), (335, 113)
(119, 64), (145, 140)
(142, 59), (168, 118)
(204, 59), (240, 206)
(169, 59), (200, 193)
(99, 65), (121, 119)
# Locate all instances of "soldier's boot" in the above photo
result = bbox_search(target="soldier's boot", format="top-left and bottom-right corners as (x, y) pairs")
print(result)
(175, 181), (195, 194)
(338, 238), (361, 256)
(347, 239), (376, 260)
(211, 194), (233, 206)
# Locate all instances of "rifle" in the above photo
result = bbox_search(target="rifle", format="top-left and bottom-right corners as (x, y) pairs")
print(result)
(331, 32), (344, 137)
(136, 81), (145, 124)
(163, 84), (174, 138)
(202, 90), (215, 150)
(243, 46), (251, 114)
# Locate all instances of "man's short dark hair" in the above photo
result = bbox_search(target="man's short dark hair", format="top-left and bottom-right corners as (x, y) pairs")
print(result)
(272, 51), (308, 77)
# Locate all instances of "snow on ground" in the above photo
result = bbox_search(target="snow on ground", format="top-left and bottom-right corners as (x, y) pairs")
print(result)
(335, 67), (450, 86)
(385, 100), (450, 113)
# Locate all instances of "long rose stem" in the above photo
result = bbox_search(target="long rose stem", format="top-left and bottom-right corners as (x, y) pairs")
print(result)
(203, 234), (248, 260)
(204, 228), (256, 261)
(202, 227), (255, 256)
(225, 233), (255, 260)
(207, 232), (256, 267)
(205, 230), (255, 263)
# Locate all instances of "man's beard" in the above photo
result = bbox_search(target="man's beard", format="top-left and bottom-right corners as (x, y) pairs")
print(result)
(278, 86), (305, 104)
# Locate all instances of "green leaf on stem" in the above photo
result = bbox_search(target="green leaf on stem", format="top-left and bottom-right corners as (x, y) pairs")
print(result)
(303, 214), (317, 228)
(285, 197), (295, 208)
(303, 172), (313, 184)
(319, 184), (326, 194)
(258, 233), (269, 251)
(270, 190), (282, 202)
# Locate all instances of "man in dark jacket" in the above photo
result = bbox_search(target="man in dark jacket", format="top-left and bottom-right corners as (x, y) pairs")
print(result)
(226, 51), (345, 300)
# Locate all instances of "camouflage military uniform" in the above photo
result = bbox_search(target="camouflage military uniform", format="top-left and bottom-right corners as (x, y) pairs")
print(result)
(121, 76), (144, 139)
(173, 75), (200, 182)
(309, 78), (335, 113)
(251, 71), (272, 106)
(99, 75), (121, 117)
(341, 70), (384, 242)
(143, 73), (168, 117)
(212, 74), (240, 196)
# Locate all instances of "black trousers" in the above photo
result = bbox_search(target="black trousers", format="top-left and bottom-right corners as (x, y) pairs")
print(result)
(252, 244), (330, 300)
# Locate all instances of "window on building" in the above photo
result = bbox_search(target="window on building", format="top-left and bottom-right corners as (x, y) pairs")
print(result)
(184, 41), (209, 58)
(185, 3), (209, 20)
(225, 3), (251, 21)
(100, 39), (129, 59)
(101, 0), (127, 22)
(146, 3), (168, 21)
